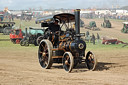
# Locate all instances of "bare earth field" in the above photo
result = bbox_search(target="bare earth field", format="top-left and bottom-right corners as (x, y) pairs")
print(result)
(0, 18), (128, 85)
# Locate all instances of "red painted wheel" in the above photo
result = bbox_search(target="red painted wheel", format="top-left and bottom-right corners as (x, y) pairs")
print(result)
(16, 39), (20, 44)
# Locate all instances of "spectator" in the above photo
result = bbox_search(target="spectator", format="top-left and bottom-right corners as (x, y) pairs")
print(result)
(86, 31), (89, 37)
(91, 33), (96, 45)
(97, 33), (100, 43)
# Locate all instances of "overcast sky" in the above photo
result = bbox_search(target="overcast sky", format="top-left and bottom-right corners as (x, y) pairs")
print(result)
(0, 0), (128, 10)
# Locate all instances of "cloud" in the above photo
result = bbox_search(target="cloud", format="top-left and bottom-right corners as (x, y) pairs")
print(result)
(0, 0), (128, 10)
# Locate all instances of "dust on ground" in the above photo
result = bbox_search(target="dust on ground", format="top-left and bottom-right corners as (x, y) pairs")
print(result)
(0, 18), (128, 85)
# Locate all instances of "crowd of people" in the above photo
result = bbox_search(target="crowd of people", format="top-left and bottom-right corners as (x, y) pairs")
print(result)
(85, 31), (100, 45)
(81, 12), (128, 21)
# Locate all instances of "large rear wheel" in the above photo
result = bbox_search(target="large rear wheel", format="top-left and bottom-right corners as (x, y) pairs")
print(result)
(86, 51), (97, 71)
(63, 52), (74, 73)
(38, 40), (53, 69)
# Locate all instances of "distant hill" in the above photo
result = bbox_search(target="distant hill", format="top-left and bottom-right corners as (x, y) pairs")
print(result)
(120, 6), (128, 10)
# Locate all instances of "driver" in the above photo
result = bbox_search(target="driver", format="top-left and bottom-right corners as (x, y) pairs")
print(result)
(48, 20), (61, 33)
(46, 20), (61, 47)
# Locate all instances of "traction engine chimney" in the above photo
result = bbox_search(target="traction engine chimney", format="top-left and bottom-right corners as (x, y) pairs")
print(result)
(74, 9), (80, 40)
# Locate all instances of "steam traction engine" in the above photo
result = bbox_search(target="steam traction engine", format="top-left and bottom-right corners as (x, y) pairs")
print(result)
(37, 9), (97, 72)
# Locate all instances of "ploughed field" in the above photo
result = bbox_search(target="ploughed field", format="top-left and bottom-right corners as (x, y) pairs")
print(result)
(0, 18), (128, 85)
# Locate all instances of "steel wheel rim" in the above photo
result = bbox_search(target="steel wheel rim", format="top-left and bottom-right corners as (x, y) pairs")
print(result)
(38, 42), (49, 68)
(63, 54), (70, 71)
(86, 51), (97, 70)
(63, 52), (74, 72)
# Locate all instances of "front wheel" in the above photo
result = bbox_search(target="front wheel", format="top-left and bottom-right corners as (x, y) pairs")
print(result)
(85, 51), (97, 71)
(62, 52), (74, 73)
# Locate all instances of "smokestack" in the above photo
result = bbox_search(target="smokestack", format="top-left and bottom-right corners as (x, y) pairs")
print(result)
(74, 9), (80, 40)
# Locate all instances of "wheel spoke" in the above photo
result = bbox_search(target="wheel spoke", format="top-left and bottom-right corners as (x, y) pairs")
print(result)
(66, 55), (69, 60)
(39, 51), (43, 54)
(88, 54), (94, 61)
(39, 57), (43, 62)
(41, 44), (44, 48)
(67, 57), (70, 60)
(38, 38), (41, 40)
(42, 46), (45, 50)
(44, 49), (48, 52)
(65, 60), (70, 65)
(44, 44), (47, 49)
(67, 63), (70, 66)
(91, 60), (94, 64)
(64, 55), (70, 65)
(43, 55), (48, 61)
(44, 44), (48, 51)
(88, 54), (92, 60)
(45, 61), (48, 65)
(41, 43), (48, 52)
(44, 57), (48, 65)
